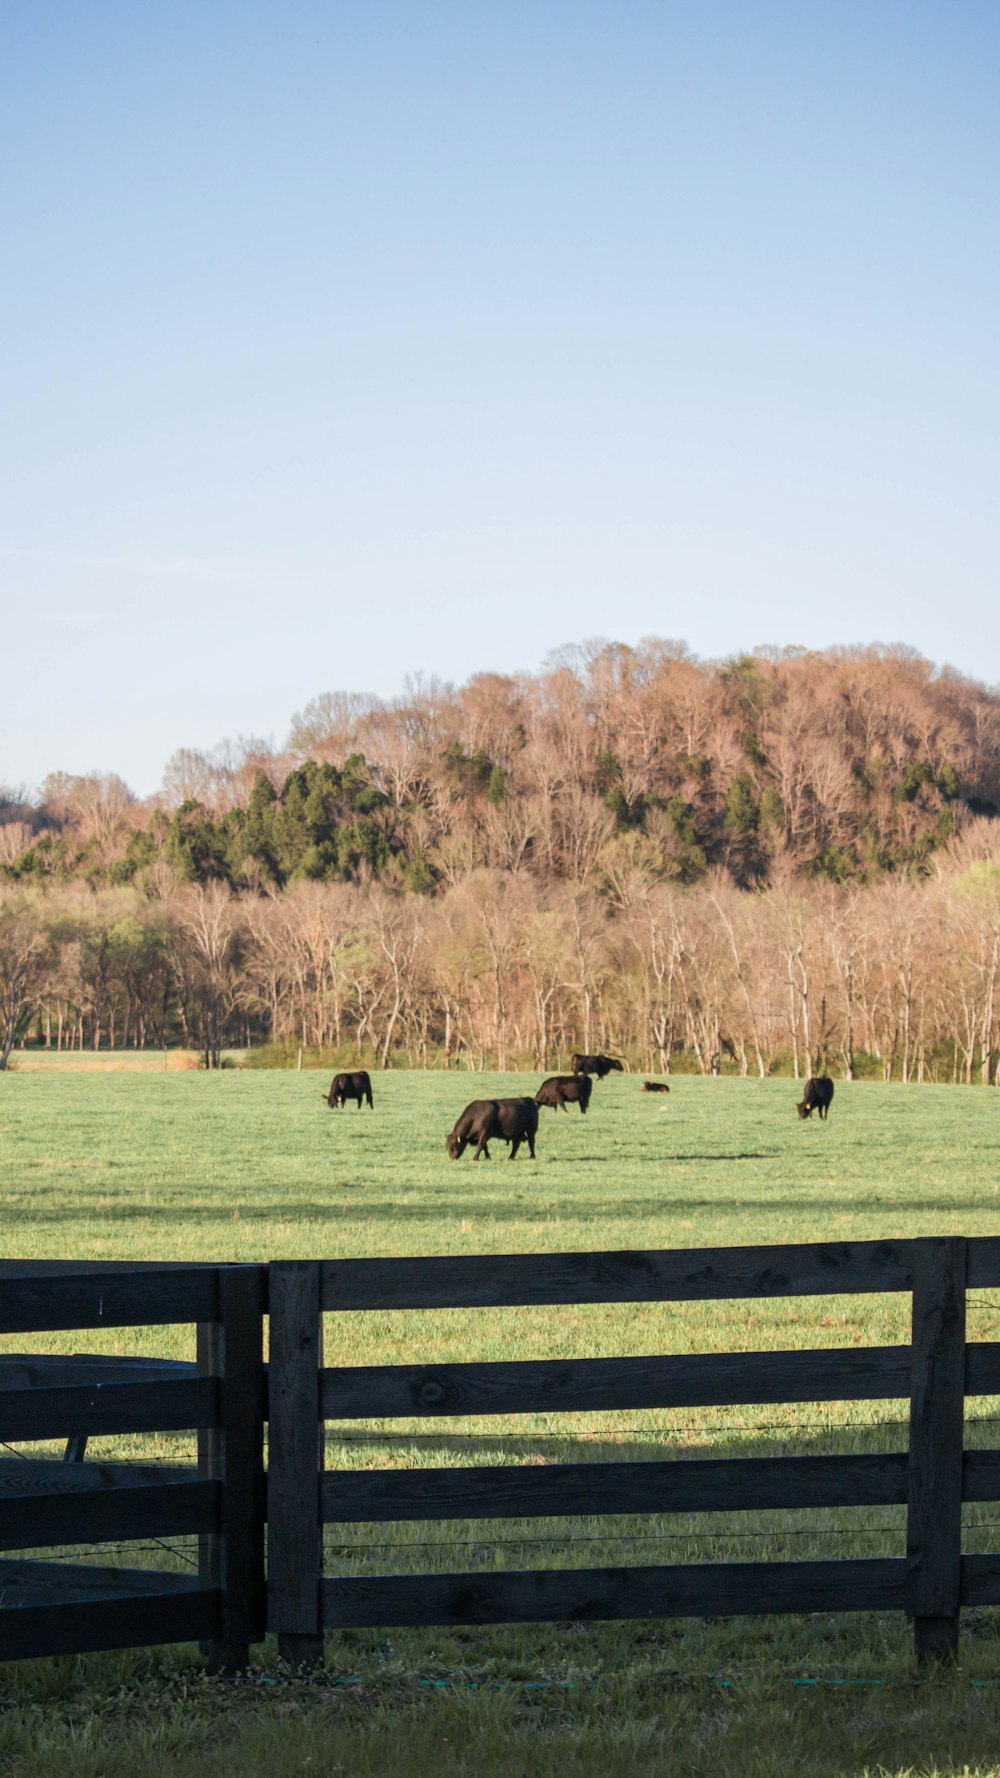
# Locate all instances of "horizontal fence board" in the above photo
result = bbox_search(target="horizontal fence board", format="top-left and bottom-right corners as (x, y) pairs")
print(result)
(965, 1239), (1000, 1289)
(963, 1344), (1000, 1395)
(0, 1270), (219, 1332)
(321, 1348), (912, 1420)
(0, 1557), (208, 1606)
(322, 1557), (908, 1629)
(0, 1377), (218, 1441)
(961, 1553), (1000, 1606)
(322, 1451), (910, 1523)
(0, 1356), (196, 1391)
(963, 1451), (1000, 1501)
(0, 1262), (214, 1276)
(0, 1460), (218, 1548)
(0, 1574), (220, 1661)
(322, 1243), (920, 1311)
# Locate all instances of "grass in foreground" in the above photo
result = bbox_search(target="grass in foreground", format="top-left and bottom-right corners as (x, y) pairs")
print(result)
(1, 1071), (1000, 1772)
(3, 1644), (1000, 1777)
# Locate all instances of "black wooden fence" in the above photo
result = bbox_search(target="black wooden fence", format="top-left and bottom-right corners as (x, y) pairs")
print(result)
(4, 1237), (1000, 1670)
(266, 1236), (1000, 1668)
(0, 1261), (264, 1668)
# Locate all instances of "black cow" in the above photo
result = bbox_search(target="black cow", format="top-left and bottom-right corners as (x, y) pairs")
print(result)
(797, 1076), (834, 1120)
(570, 1053), (624, 1079)
(642, 1081), (671, 1093)
(446, 1097), (539, 1161)
(535, 1074), (593, 1115)
(322, 1070), (374, 1110)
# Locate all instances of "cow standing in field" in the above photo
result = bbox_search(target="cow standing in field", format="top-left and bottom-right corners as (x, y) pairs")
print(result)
(535, 1074), (593, 1115)
(570, 1053), (624, 1080)
(446, 1098), (539, 1161)
(322, 1070), (374, 1110)
(797, 1076), (834, 1120)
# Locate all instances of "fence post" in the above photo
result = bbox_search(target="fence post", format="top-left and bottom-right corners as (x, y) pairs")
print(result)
(907, 1235), (966, 1663)
(200, 1266), (267, 1674)
(268, 1260), (325, 1670)
(197, 1316), (222, 1657)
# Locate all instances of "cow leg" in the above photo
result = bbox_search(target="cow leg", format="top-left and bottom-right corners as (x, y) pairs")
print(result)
(509, 1136), (521, 1160)
(527, 1132), (536, 1158)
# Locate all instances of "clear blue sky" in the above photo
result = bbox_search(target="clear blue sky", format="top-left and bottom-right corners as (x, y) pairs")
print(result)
(3, 2), (998, 795)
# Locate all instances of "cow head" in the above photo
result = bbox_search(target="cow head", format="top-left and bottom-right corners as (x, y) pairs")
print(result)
(446, 1131), (464, 1160)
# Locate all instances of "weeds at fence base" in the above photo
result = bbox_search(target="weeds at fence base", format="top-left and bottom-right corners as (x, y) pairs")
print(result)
(5, 1643), (1000, 1778)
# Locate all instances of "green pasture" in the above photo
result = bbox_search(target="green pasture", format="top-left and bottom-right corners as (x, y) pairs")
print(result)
(1, 1071), (1000, 1775)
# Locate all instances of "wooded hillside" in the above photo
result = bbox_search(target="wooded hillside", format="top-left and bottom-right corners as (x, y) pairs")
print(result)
(6, 642), (1000, 893)
(2, 642), (1000, 1077)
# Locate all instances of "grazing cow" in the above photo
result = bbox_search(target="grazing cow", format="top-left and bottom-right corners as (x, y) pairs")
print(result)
(797, 1076), (834, 1120)
(642, 1081), (671, 1093)
(322, 1070), (374, 1110)
(570, 1053), (624, 1080)
(535, 1074), (593, 1115)
(446, 1097), (539, 1161)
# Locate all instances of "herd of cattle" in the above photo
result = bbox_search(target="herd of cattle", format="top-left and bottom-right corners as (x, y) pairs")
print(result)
(322, 1058), (836, 1156)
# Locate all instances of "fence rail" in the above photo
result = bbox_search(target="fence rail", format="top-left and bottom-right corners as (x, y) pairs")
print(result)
(3, 1236), (1000, 1670)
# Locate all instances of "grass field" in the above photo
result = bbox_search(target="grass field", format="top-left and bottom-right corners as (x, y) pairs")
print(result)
(2, 1070), (1000, 1776)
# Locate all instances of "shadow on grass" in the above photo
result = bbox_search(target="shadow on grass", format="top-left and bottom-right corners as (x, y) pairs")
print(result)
(15, 1187), (999, 1231)
(318, 1415), (919, 1466)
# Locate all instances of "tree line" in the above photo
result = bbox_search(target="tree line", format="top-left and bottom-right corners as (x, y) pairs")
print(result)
(2, 639), (999, 1076)
(2, 825), (999, 1079)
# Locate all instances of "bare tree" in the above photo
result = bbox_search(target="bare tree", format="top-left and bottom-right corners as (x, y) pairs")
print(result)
(166, 883), (247, 1067)
(0, 893), (50, 1068)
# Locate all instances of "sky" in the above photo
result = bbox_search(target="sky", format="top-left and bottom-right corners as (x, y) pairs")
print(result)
(3, 1), (999, 797)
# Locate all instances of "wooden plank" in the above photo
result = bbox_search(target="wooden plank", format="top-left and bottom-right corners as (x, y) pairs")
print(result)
(0, 1591), (220, 1661)
(0, 1377), (218, 1440)
(268, 1262), (324, 1648)
(0, 1460), (217, 1548)
(0, 1261), (215, 1275)
(964, 1343), (1000, 1394)
(214, 1266), (267, 1667)
(197, 1317), (223, 1661)
(0, 1556), (209, 1603)
(322, 1557), (908, 1629)
(963, 1450), (1000, 1501)
(0, 1560), (219, 1661)
(322, 1242), (918, 1311)
(907, 1236), (966, 1663)
(0, 1356), (196, 1390)
(267, 1261), (324, 1669)
(321, 1451), (909, 1524)
(961, 1553), (1000, 1606)
(965, 1238), (1000, 1288)
(0, 1269), (220, 1331)
(320, 1346), (912, 1420)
